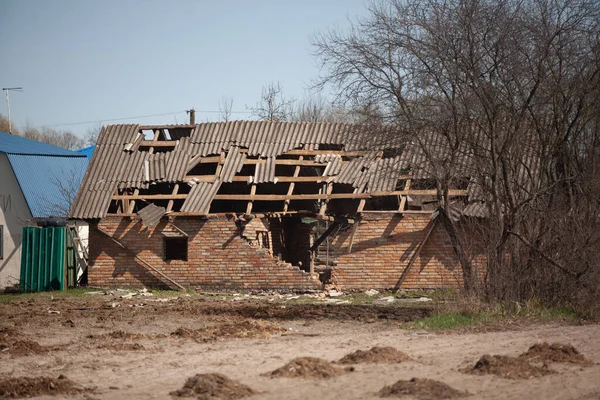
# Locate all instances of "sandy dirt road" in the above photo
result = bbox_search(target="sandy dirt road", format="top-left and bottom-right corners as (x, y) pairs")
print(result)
(0, 293), (598, 399)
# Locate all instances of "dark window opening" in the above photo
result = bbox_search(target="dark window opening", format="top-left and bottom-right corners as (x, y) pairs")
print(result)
(164, 236), (188, 261)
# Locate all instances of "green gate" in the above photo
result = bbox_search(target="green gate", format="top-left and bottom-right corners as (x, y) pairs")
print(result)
(20, 226), (67, 292)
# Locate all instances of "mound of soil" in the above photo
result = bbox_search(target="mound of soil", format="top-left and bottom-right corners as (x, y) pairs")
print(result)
(171, 320), (287, 342)
(379, 378), (466, 400)
(337, 347), (411, 364)
(461, 354), (554, 379)
(519, 343), (593, 366)
(265, 357), (350, 379)
(0, 375), (86, 398)
(170, 373), (256, 400)
(1, 340), (54, 357)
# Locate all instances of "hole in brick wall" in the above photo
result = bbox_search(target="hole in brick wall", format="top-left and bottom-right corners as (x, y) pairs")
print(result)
(270, 217), (312, 272)
(164, 236), (188, 261)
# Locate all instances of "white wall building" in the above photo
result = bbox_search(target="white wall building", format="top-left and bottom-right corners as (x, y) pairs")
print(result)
(0, 131), (88, 288)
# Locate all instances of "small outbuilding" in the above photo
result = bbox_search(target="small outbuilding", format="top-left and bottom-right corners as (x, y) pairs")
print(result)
(0, 131), (89, 288)
(71, 121), (486, 291)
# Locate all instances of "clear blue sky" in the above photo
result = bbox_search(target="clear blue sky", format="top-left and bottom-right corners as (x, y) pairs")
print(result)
(0, 0), (368, 137)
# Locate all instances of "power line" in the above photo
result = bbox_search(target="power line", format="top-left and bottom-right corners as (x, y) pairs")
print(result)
(46, 109), (253, 128)
(46, 111), (188, 127)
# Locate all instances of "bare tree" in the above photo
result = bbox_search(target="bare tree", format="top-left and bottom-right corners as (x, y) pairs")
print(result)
(314, 0), (600, 304)
(248, 82), (295, 121)
(84, 123), (102, 147)
(218, 97), (234, 122)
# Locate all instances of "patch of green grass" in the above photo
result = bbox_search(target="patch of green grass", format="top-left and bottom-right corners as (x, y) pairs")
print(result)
(404, 313), (478, 330)
(402, 302), (584, 331)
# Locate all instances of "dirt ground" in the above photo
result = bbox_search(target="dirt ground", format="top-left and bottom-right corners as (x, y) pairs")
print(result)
(0, 291), (598, 399)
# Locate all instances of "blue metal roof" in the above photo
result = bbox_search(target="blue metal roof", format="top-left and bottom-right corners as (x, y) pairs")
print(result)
(6, 154), (89, 218)
(77, 145), (95, 159)
(0, 131), (84, 156)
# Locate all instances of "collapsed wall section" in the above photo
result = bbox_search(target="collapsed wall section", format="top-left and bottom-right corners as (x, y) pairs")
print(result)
(88, 216), (320, 290)
(326, 214), (484, 290)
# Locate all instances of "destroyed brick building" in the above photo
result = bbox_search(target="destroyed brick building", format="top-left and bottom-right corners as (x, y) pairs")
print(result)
(70, 121), (486, 291)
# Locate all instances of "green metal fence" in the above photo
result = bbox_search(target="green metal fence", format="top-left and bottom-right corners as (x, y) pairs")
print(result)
(20, 226), (66, 292)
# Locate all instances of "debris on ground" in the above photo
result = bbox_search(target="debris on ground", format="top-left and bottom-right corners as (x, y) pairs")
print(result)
(337, 346), (411, 364)
(373, 296), (396, 305)
(379, 378), (467, 399)
(327, 290), (344, 297)
(169, 373), (256, 400)
(461, 354), (554, 379)
(323, 299), (351, 305)
(87, 288), (155, 299)
(97, 343), (145, 351)
(0, 375), (87, 398)
(264, 357), (351, 379)
(171, 320), (287, 342)
(519, 343), (594, 366)
(88, 330), (151, 341)
(364, 289), (379, 296)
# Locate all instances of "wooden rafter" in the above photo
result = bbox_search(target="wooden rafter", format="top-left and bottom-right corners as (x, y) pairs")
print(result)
(283, 156), (303, 213)
(112, 189), (468, 202)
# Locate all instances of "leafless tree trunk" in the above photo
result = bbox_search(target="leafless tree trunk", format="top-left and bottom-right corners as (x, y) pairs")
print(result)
(248, 82), (295, 121)
(218, 97), (234, 122)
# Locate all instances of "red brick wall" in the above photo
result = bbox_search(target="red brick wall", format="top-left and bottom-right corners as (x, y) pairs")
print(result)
(328, 214), (484, 290)
(89, 216), (320, 290)
(88, 214), (484, 291)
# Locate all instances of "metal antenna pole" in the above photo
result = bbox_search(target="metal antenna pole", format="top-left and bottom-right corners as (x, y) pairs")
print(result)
(2, 87), (23, 134)
(5, 90), (10, 134)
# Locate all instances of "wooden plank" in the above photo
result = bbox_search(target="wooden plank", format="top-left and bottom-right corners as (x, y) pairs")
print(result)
(140, 124), (195, 130)
(283, 156), (302, 212)
(246, 184), (256, 215)
(127, 189), (139, 214)
(347, 218), (361, 253)
(139, 141), (178, 147)
(114, 194), (188, 200)
(284, 150), (372, 156)
(113, 190), (467, 202)
(319, 183), (334, 216)
(166, 184), (179, 212)
(399, 178), (411, 211)
(185, 175), (336, 183)
(212, 190), (467, 201)
(309, 222), (340, 252)
(393, 219), (437, 291)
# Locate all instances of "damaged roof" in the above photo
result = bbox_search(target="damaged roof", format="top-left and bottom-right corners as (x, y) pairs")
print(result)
(70, 121), (479, 219)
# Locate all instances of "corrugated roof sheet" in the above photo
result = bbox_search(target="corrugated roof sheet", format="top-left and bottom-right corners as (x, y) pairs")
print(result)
(181, 179), (222, 214)
(0, 131), (86, 157)
(220, 146), (247, 183)
(72, 121), (495, 218)
(7, 154), (89, 218)
(138, 203), (166, 226)
(254, 157), (276, 183)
